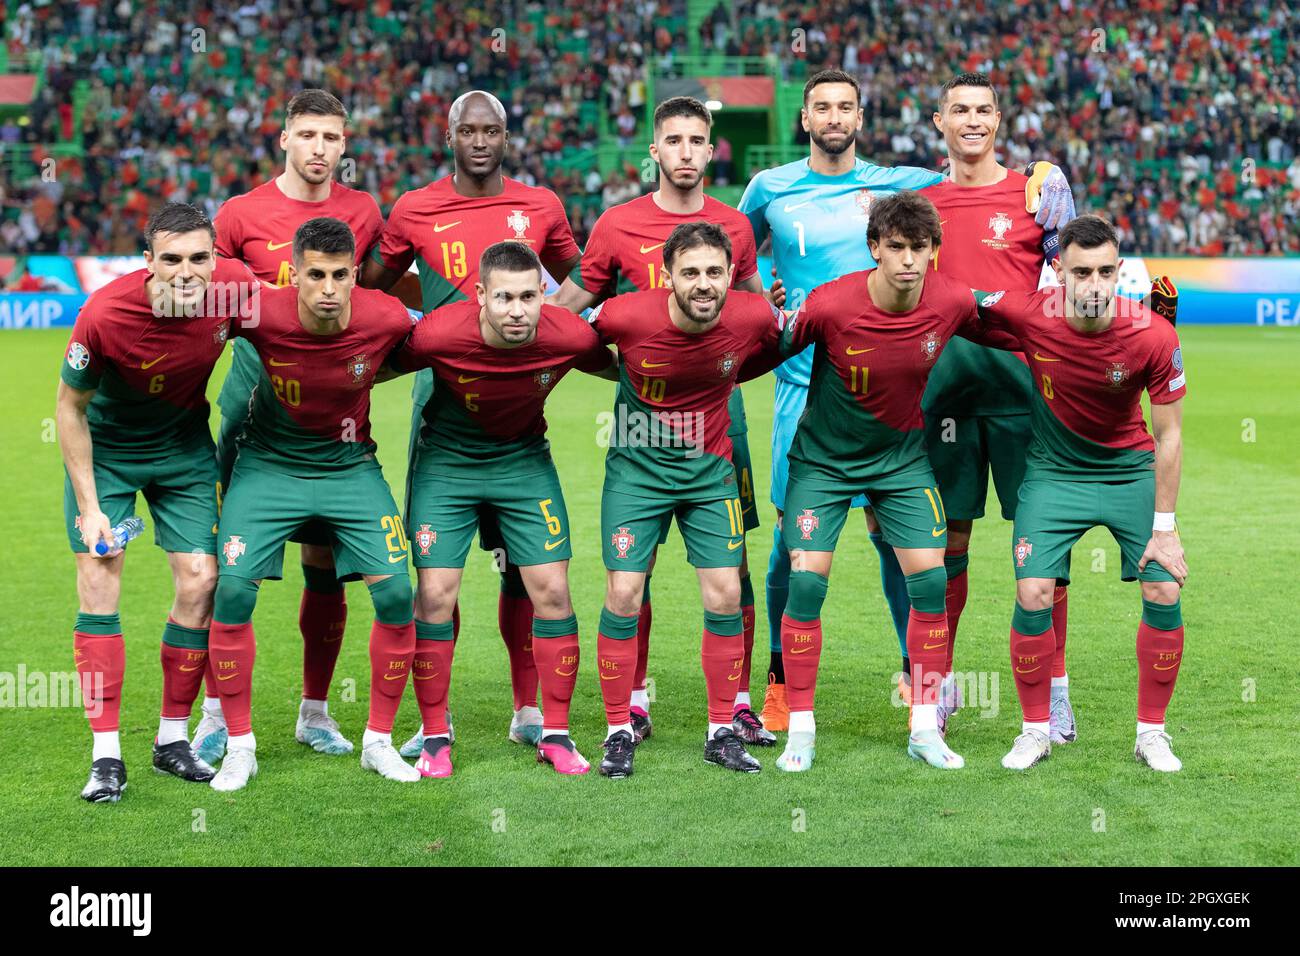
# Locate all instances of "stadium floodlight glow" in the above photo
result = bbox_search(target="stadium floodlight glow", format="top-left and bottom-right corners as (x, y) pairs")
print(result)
(705, 99), (723, 111)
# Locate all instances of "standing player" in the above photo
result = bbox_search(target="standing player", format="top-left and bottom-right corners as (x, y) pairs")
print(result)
(739, 69), (1074, 731)
(772, 190), (1016, 772)
(551, 95), (773, 747)
(207, 218), (419, 792)
(387, 242), (616, 777)
(363, 90), (582, 753)
(920, 73), (1076, 739)
(56, 203), (257, 801)
(973, 216), (1188, 772)
(193, 89), (386, 764)
(588, 222), (785, 779)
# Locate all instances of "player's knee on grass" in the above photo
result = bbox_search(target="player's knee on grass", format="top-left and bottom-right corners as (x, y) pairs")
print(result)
(170, 553), (217, 625)
(75, 553), (124, 613)
(519, 564), (572, 618)
(1141, 580), (1181, 605)
(786, 569), (829, 621)
(605, 572), (645, 618)
(213, 575), (260, 625)
(367, 574), (414, 626)
(699, 573), (741, 617)
(416, 570), (461, 622)
(904, 566), (947, 614)
(1016, 577), (1056, 611)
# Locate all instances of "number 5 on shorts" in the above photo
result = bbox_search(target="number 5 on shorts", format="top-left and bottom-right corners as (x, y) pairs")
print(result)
(539, 499), (563, 536)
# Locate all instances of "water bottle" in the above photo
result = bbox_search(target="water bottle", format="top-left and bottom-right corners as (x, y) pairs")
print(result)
(94, 516), (145, 556)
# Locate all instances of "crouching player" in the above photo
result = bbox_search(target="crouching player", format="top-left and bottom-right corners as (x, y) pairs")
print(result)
(388, 242), (615, 777)
(589, 222), (785, 778)
(773, 190), (1019, 772)
(56, 203), (257, 801)
(973, 216), (1189, 772)
(207, 217), (419, 791)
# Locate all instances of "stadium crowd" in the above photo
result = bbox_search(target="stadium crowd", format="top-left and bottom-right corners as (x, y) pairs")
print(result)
(2, 0), (1297, 257)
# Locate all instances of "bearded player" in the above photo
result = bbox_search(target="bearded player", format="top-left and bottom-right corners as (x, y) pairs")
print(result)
(56, 203), (257, 801)
(208, 218), (420, 792)
(739, 69), (1074, 732)
(363, 90), (582, 754)
(588, 223), (786, 779)
(386, 242), (616, 777)
(918, 72), (1078, 740)
(551, 95), (774, 747)
(193, 89), (385, 764)
(973, 216), (1188, 773)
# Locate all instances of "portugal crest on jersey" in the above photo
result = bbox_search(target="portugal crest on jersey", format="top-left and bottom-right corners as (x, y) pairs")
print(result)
(534, 368), (558, 391)
(415, 524), (436, 556)
(988, 212), (1013, 240)
(347, 353), (371, 384)
(507, 209), (530, 240)
(717, 352), (738, 378)
(921, 331), (941, 363)
(796, 508), (820, 540)
(223, 535), (246, 566)
(611, 527), (636, 559)
(1014, 536), (1033, 568)
(213, 320), (230, 345)
(1106, 362), (1131, 388)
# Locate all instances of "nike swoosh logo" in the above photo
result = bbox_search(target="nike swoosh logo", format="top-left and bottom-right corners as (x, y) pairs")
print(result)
(1033, 353), (1061, 362)
(140, 354), (167, 369)
(179, 664), (202, 672)
(599, 673), (622, 680)
(922, 641), (947, 650)
(784, 201), (812, 212)
(269, 359), (297, 367)
(1153, 662), (1179, 671)
(1014, 665), (1041, 674)
(639, 242), (665, 254)
(388, 553), (408, 563)
(433, 221), (461, 233)
(383, 673), (407, 681)
(641, 359), (670, 369)
(555, 667), (577, 677)
(788, 646), (812, 655)
(414, 673), (439, 681)
(322, 634), (343, 644)
(727, 538), (743, 550)
(932, 527), (946, 537)
(727, 673), (741, 681)
(845, 346), (875, 356)
(457, 374), (485, 383)
(544, 537), (568, 551)
(217, 673), (238, 681)
(266, 240), (292, 251)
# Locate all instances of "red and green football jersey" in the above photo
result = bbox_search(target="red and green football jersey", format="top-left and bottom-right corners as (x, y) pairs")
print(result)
(591, 289), (783, 500)
(392, 300), (611, 478)
(214, 179), (384, 287)
(61, 258), (258, 460)
(232, 285), (413, 474)
(922, 171), (1045, 418)
(782, 268), (1007, 489)
(377, 175), (579, 312)
(975, 287), (1187, 480)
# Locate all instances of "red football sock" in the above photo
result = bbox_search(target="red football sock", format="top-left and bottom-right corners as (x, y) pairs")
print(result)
(738, 603), (756, 697)
(160, 632), (207, 720)
(498, 591), (538, 710)
(532, 630), (580, 730)
(633, 600), (652, 692)
(1051, 586), (1069, 678)
(597, 632), (638, 726)
(944, 562), (968, 677)
(1010, 622), (1054, 723)
(368, 619), (415, 733)
(779, 614), (823, 712)
(906, 609), (949, 707)
(74, 631), (124, 732)
(202, 658), (217, 700)
(209, 621), (256, 736)
(300, 588), (346, 702)
(700, 629), (744, 724)
(1136, 622), (1184, 723)
(412, 638), (455, 736)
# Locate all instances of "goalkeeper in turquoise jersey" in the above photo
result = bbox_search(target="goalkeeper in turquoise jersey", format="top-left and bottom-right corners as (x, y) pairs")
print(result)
(739, 68), (1074, 730)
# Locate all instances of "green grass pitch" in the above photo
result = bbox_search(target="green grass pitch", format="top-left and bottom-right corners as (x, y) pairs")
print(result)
(0, 325), (1295, 866)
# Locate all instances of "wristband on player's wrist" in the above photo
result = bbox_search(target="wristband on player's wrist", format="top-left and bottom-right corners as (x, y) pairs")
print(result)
(1153, 512), (1176, 532)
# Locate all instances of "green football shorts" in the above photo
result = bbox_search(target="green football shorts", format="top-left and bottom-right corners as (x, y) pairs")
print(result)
(925, 412), (1030, 522)
(782, 471), (949, 553)
(603, 486), (745, 572)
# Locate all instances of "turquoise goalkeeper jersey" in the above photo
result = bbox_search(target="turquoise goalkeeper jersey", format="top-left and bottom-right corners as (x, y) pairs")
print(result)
(739, 157), (942, 386)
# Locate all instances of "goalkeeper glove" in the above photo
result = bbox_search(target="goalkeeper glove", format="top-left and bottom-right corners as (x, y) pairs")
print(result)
(1023, 161), (1076, 230)
(1147, 275), (1179, 326)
